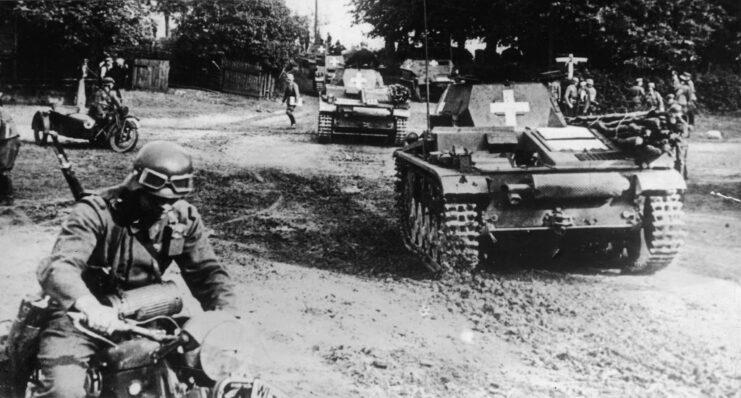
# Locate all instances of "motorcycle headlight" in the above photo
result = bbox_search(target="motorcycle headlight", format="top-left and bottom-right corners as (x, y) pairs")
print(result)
(182, 311), (251, 381)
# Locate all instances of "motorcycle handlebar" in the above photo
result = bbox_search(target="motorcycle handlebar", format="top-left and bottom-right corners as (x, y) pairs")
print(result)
(67, 312), (178, 345)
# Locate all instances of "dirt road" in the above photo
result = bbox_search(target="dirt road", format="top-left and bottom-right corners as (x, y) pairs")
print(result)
(1, 90), (739, 397)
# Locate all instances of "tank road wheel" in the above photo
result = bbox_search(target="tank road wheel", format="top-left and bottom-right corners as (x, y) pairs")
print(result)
(396, 158), (480, 274)
(622, 194), (686, 275)
(317, 112), (333, 143)
(33, 129), (49, 146)
(393, 117), (407, 146)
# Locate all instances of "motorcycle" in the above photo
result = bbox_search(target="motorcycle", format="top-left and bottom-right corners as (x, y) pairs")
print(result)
(32, 104), (140, 153)
(0, 282), (287, 398)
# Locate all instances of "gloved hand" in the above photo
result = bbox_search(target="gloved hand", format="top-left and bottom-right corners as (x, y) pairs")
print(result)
(74, 295), (123, 335)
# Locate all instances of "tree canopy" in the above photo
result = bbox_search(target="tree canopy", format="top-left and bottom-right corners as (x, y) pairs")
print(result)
(173, 0), (309, 71)
(350, 0), (734, 72)
(13, 0), (156, 53)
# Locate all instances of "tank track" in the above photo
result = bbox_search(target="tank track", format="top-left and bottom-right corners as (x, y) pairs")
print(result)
(317, 112), (333, 142)
(395, 158), (480, 274)
(316, 80), (325, 94)
(623, 193), (686, 274)
(393, 117), (407, 146)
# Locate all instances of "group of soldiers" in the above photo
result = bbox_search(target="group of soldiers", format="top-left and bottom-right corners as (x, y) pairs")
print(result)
(628, 71), (698, 127)
(553, 76), (599, 117)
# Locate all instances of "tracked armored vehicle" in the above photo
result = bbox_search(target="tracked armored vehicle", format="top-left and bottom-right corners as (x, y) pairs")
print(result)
(399, 59), (455, 102)
(314, 54), (345, 94)
(395, 83), (686, 274)
(318, 68), (410, 145)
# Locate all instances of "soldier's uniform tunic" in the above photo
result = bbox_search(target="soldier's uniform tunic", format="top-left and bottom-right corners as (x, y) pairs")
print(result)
(33, 185), (235, 398)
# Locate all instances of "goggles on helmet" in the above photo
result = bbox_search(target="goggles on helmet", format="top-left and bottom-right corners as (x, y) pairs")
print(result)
(137, 167), (194, 195)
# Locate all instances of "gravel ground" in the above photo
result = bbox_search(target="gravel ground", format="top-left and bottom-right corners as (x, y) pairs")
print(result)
(0, 89), (739, 397)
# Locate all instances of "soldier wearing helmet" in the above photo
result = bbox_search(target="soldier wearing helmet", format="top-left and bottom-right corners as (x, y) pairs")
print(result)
(88, 76), (122, 124)
(33, 141), (236, 398)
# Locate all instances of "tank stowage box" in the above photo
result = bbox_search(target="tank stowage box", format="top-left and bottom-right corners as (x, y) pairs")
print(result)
(394, 82), (686, 275)
(318, 68), (410, 145)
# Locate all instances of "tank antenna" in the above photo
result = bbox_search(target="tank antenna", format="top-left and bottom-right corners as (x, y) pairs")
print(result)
(423, 0), (431, 135)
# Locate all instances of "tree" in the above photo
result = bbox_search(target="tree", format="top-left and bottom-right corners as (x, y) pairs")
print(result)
(174, 0), (309, 72)
(13, 0), (156, 54)
(350, 0), (728, 72)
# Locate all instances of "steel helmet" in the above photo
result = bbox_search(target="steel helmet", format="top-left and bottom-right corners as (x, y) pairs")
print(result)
(669, 103), (683, 114)
(128, 141), (195, 199)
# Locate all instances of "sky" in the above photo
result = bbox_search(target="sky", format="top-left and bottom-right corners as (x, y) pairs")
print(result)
(283, 0), (384, 49)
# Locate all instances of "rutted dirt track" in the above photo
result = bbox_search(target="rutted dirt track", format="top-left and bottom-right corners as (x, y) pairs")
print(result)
(1, 90), (740, 397)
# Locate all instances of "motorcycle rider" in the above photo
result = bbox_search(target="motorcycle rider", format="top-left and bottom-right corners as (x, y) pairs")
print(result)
(88, 76), (121, 125)
(33, 141), (236, 398)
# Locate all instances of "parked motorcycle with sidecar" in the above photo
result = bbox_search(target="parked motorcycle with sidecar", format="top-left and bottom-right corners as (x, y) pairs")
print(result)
(32, 104), (140, 153)
(0, 282), (288, 398)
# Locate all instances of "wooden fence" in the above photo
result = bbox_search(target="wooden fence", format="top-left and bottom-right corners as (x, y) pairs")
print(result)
(132, 59), (170, 91)
(221, 60), (275, 99)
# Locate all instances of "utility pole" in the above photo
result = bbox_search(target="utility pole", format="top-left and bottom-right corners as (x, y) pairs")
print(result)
(314, 0), (319, 43)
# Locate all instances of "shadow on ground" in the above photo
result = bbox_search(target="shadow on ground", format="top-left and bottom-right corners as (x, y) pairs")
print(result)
(191, 167), (431, 279)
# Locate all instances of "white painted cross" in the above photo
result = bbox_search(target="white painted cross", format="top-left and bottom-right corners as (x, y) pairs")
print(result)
(490, 89), (530, 127)
(350, 72), (368, 89)
(555, 53), (588, 79)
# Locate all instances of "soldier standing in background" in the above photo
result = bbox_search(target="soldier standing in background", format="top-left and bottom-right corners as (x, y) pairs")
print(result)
(645, 82), (664, 112)
(628, 78), (645, 111)
(578, 80), (590, 115)
(672, 71), (693, 128)
(586, 79), (599, 114)
(562, 77), (579, 117)
(281, 73), (301, 129)
(0, 97), (21, 205)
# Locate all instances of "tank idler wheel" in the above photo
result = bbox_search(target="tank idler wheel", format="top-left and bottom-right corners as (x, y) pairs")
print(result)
(622, 194), (686, 275)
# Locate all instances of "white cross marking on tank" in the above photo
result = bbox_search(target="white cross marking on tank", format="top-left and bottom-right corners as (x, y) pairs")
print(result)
(350, 72), (367, 89)
(490, 89), (530, 127)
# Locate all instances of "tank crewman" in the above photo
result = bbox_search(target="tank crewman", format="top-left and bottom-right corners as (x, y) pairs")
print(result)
(331, 40), (346, 55)
(562, 77), (579, 117)
(0, 100), (21, 205)
(32, 141), (237, 398)
(628, 78), (645, 111)
(645, 82), (664, 112)
(345, 41), (379, 68)
(88, 77), (122, 124)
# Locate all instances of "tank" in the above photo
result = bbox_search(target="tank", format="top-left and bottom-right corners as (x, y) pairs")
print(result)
(318, 68), (410, 145)
(394, 82), (687, 275)
(399, 59), (455, 102)
(314, 54), (345, 94)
